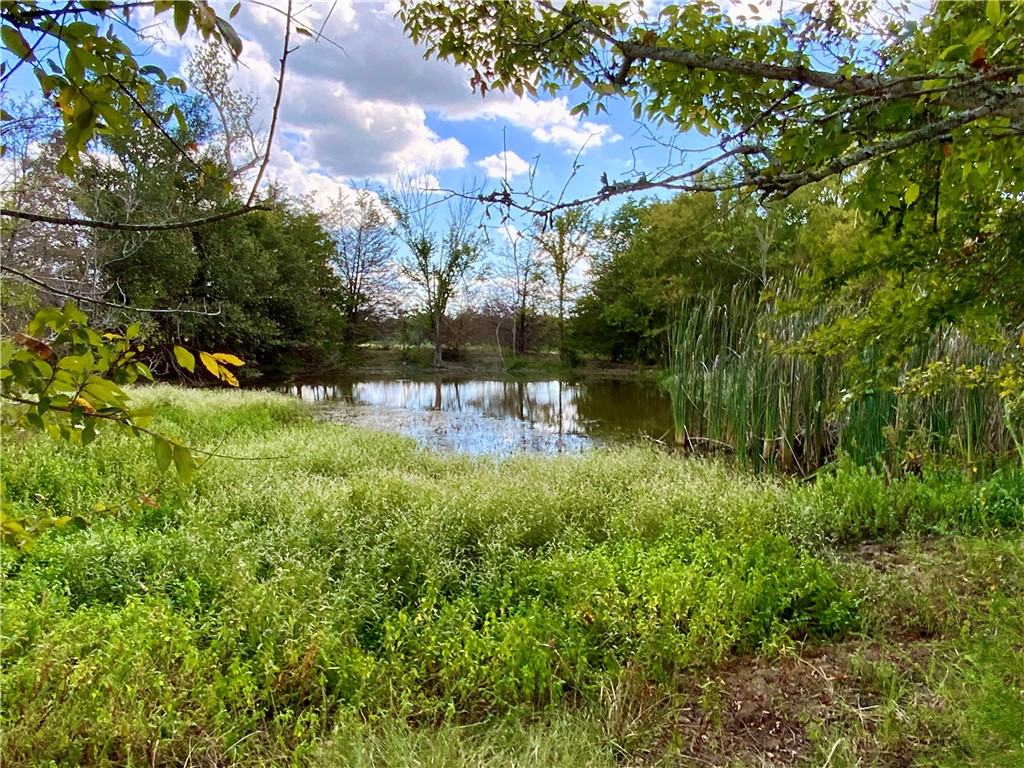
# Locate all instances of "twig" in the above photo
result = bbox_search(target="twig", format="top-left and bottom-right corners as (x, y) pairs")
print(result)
(0, 265), (220, 315)
(247, 0), (292, 206)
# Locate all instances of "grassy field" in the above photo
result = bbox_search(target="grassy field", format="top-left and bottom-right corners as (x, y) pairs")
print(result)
(2, 386), (1022, 767)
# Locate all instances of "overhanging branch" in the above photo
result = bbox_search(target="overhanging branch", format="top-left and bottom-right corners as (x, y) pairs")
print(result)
(1, 204), (271, 231)
(0, 265), (222, 316)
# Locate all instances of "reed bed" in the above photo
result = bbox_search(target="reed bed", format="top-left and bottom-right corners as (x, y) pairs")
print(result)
(667, 281), (1021, 474)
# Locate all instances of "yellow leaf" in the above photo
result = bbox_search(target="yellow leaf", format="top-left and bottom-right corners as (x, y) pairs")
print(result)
(198, 351), (220, 377)
(219, 368), (239, 387)
(73, 396), (96, 414)
(211, 352), (245, 367)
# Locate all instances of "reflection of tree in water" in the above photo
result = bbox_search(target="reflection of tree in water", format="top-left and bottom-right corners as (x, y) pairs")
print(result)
(286, 382), (355, 402)
(277, 378), (674, 447)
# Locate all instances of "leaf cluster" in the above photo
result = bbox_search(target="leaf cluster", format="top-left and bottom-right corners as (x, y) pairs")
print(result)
(1, 1), (245, 176)
(1, 303), (248, 547)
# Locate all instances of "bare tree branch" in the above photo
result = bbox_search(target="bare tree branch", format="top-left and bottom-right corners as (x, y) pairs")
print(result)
(1, 204), (271, 232)
(0, 264), (222, 316)
(247, 0), (292, 206)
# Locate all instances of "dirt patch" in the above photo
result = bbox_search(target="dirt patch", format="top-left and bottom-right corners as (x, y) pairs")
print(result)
(658, 637), (952, 767)
(665, 652), (846, 766)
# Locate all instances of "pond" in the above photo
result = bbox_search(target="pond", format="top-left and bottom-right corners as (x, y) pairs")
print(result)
(276, 377), (676, 455)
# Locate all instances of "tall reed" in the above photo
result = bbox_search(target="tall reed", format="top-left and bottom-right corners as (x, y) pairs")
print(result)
(666, 281), (1020, 474)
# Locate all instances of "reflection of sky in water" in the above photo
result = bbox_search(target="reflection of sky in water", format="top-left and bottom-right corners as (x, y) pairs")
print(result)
(280, 378), (673, 456)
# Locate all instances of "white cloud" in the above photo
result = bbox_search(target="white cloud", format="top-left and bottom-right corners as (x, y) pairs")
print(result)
(231, 2), (618, 161)
(264, 146), (359, 211)
(72, 1), (618, 203)
(476, 151), (532, 180)
(448, 97), (620, 154)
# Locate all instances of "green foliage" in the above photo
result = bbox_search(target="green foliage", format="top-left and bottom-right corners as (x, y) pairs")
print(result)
(0, 1), (244, 175)
(78, 116), (349, 371)
(400, 1), (1023, 204)
(1, 301), (154, 446)
(1, 388), (1021, 763)
(574, 188), (824, 363)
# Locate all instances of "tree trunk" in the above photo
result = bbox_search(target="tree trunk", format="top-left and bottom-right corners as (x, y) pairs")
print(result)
(433, 306), (444, 366)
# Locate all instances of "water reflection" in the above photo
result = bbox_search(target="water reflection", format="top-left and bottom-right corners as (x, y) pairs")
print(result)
(278, 377), (674, 456)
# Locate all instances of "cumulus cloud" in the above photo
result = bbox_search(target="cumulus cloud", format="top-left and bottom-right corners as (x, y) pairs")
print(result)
(476, 151), (532, 180)
(228, 2), (618, 167)
(113, 1), (619, 195)
(448, 97), (620, 155)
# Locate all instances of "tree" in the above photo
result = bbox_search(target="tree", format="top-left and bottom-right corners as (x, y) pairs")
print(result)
(1, 103), (94, 310)
(573, 188), (821, 363)
(324, 186), (401, 346)
(495, 224), (547, 356)
(387, 178), (487, 366)
(184, 43), (266, 185)
(534, 208), (590, 358)
(399, 0), (1023, 211)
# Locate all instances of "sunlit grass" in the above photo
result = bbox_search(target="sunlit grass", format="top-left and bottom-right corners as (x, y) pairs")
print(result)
(1, 386), (1020, 766)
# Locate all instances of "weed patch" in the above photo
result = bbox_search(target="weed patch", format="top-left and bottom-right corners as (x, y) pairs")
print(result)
(2, 386), (1021, 766)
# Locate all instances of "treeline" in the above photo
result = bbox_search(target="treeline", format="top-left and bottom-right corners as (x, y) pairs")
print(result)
(0, 45), (590, 375)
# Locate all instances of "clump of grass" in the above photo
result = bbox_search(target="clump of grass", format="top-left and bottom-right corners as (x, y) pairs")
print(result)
(667, 281), (1020, 475)
(668, 282), (841, 474)
(1, 386), (1021, 766)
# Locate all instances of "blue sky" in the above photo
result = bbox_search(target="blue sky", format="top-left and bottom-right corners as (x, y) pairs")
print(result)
(4, 0), (927, 221)
(129, 0), (698, 217)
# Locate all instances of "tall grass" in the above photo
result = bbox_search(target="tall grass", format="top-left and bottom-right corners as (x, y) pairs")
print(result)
(1, 387), (1020, 766)
(666, 281), (1020, 474)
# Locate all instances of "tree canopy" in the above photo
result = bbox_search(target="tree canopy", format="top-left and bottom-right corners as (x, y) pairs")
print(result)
(1, 1), (244, 177)
(399, 0), (1024, 213)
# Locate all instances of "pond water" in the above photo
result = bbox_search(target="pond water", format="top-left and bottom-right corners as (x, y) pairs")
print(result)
(277, 377), (676, 455)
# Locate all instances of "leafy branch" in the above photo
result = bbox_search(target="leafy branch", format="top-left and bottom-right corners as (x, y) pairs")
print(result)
(0, 302), (257, 549)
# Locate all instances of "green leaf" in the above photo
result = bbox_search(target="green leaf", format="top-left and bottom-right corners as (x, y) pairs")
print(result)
(214, 17), (243, 58)
(63, 301), (88, 326)
(154, 436), (173, 472)
(173, 346), (195, 372)
(166, 102), (188, 134)
(987, 0), (1002, 25)
(172, 444), (193, 483)
(173, 0), (190, 37)
(2, 26), (35, 62)
(904, 182), (920, 205)
(230, 2), (242, 19)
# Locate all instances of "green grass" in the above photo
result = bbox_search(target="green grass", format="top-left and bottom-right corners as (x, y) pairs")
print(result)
(666, 282), (1021, 475)
(1, 386), (1021, 766)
